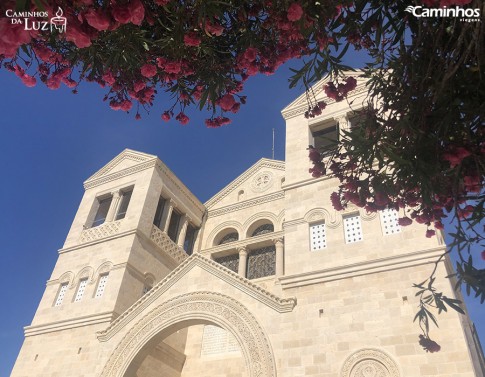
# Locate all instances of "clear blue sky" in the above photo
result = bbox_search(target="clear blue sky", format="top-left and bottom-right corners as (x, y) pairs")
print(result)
(0, 54), (483, 376)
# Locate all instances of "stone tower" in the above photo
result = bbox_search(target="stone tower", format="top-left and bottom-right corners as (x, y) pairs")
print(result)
(11, 77), (484, 377)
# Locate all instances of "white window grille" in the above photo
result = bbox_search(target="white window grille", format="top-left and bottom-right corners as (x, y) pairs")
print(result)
(380, 208), (401, 235)
(343, 214), (363, 244)
(310, 222), (326, 251)
(74, 278), (88, 302)
(200, 325), (240, 356)
(54, 283), (68, 307)
(95, 274), (109, 298)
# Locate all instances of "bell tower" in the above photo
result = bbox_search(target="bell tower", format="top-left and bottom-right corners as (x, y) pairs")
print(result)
(11, 149), (205, 376)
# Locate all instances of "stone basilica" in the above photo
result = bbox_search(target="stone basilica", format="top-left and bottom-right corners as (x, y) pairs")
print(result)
(11, 77), (485, 377)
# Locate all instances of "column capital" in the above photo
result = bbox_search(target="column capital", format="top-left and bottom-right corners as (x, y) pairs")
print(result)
(237, 246), (248, 256)
(273, 237), (284, 246)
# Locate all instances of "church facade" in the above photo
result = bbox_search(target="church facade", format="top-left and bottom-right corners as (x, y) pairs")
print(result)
(11, 78), (485, 377)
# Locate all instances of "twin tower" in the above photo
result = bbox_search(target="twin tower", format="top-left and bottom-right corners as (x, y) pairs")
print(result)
(11, 77), (484, 377)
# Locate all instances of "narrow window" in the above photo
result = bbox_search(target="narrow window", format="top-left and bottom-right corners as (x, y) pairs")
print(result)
(251, 223), (274, 237)
(95, 274), (109, 298)
(214, 254), (239, 273)
(92, 196), (112, 227)
(54, 282), (68, 307)
(343, 214), (363, 244)
(312, 124), (338, 157)
(310, 222), (326, 250)
(115, 189), (133, 220)
(380, 208), (401, 235)
(74, 278), (88, 302)
(184, 224), (198, 255)
(153, 196), (166, 229)
(167, 210), (182, 242)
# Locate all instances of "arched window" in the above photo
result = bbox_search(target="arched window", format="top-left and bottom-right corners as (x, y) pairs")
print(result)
(251, 223), (274, 237)
(218, 232), (239, 245)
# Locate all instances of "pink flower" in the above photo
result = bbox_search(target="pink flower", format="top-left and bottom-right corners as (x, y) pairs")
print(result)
(133, 81), (146, 92)
(398, 217), (413, 226)
(183, 32), (201, 47)
(85, 9), (111, 31)
(287, 3), (304, 22)
(243, 47), (258, 62)
(102, 71), (116, 85)
(46, 75), (62, 89)
(120, 100), (133, 111)
(426, 229), (436, 238)
(175, 112), (189, 125)
(21, 74), (36, 87)
(140, 64), (157, 78)
(155, 0), (170, 5)
(65, 23), (91, 48)
(0, 20), (31, 57)
(219, 94), (236, 111)
(161, 111), (171, 121)
(481, 250), (485, 261)
(112, 0), (145, 25)
(205, 20), (224, 36)
(164, 61), (182, 74)
(330, 192), (344, 211)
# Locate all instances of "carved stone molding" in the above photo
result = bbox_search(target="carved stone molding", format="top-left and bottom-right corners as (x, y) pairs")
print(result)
(304, 208), (341, 229)
(341, 348), (400, 377)
(98, 292), (277, 377)
(150, 225), (189, 264)
(251, 171), (274, 193)
(80, 221), (122, 243)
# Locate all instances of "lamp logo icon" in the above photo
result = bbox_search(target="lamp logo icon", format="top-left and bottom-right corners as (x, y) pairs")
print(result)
(50, 7), (67, 33)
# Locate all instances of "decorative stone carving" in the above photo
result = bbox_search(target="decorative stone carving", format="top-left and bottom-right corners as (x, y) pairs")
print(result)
(79, 220), (121, 243)
(304, 208), (341, 229)
(99, 292), (277, 377)
(341, 349), (400, 377)
(150, 225), (189, 264)
(251, 171), (274, 193)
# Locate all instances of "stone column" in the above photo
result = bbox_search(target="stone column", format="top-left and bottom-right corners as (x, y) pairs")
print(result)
(161, 199), (176, 233)
(238, 246), (248, 278)
(106, 191), (121, 222)
(177, 215), (191, 247)
(273, 238), (284, 277)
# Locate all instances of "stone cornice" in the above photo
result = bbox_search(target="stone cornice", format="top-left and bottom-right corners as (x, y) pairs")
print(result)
(280, 246), (447, 289)
(205, 158), (285, 209)
(59, 229), (138, 254)
(84, 159), (157, 189)
(24, 311), (117, 337)
(202, 230), (284, 255)
(97, 253), (296, 341)
(208, 191), (284, 218)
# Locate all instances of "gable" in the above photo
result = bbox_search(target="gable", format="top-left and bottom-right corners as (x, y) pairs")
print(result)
(98, 253), (296, 341)
(205, 158), (285, 210)
(84, 149), (157, 188)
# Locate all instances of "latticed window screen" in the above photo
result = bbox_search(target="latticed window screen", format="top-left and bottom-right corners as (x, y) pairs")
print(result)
(380, 208), (401, 235)
(95, 274), (109, 298)
(200, 325), (240, 356)
(74, 278), (88, 302)
(218, 232), (239, 245)
(310, 222), (326, 250)
(54, 283), (68, 307)
(246, 246), (276, 280)
(214, 254), (239, 273)
(251, 223), (274, 237)
(343, 214), (363, 243)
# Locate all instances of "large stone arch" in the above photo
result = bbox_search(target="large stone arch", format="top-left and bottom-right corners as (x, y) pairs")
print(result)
(340, 348), (400, 377)
(100, 291), (277, 377)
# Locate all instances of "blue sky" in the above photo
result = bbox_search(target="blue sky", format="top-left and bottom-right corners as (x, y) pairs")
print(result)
(0, 54), (483, 376)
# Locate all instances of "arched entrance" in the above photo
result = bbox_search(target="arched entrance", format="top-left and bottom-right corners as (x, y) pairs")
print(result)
(100, 291), (276, 377)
